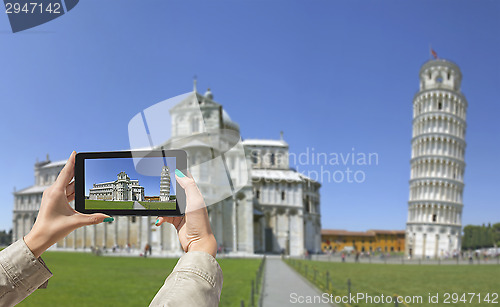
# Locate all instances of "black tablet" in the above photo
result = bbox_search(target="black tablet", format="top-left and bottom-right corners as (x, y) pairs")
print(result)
(75, 150), (186, 216)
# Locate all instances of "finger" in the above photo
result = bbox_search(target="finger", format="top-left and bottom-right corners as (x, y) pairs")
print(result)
(66, 181), (75, 196)
(56, 151), (76, 188)
(155, 216), (165, 226)
(156, 216), (173, 226)
(67, 192), (75, 203)
(175, 170), (206, 214)
(175, 169), (198, 193)
(73, 213), (111, 227)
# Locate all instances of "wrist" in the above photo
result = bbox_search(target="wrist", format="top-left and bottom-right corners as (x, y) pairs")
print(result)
(188, 234), (217, 258)
(24, 229), (49, 258)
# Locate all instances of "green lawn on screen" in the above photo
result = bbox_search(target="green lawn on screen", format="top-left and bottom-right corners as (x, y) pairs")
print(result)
(85, 200), (134, 210)
(139, 201), (176, 210)
(19, 252), (261, 307)
(287, 259), (500, 307)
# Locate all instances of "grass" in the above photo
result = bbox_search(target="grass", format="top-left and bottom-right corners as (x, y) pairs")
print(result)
(19, 252), (261, 307)
(286, 259), (500, 307)
(85, 200), (135, 209)
(85, 200), (176, 210)
(139, 201), (176, 210)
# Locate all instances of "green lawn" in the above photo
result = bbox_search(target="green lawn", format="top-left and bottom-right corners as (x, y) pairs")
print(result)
(19, 252), (261, 307)
(287, 259), (500, 307)
(85, 200), (176, 210)
(139, 201), (176, 210)
(85, 200), (135, 209)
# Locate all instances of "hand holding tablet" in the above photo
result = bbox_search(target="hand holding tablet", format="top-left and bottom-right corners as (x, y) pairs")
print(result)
(155, 169), (217, 257)
(24, 151), (113, 258)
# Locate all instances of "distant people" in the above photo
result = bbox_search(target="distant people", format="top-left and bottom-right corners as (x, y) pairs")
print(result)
(0, 153), (222, 306)
(144, 243), (152, 257)
(341, 252), (346, 262)
(355, 252), (360, 262)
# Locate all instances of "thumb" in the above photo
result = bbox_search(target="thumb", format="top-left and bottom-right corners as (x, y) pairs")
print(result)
(73, 213), (112, 227)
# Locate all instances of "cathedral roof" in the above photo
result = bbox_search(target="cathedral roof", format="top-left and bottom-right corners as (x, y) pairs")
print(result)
(14, 185), (49, 195)
(38, 160), (67, 169)
(242, 139), (288, 147)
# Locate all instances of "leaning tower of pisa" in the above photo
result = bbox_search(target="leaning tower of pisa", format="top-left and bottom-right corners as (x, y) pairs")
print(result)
(406, 58), (468, 259)
(160, 165), (171, 201)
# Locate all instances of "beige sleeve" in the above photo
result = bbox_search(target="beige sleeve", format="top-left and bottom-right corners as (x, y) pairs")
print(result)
(149, 251), (223, 307)
(0, 239), (53, 306)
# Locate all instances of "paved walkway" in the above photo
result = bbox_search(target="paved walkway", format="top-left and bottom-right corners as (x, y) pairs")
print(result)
(133, 201), (145, 209)
(262, 257), (336, 306)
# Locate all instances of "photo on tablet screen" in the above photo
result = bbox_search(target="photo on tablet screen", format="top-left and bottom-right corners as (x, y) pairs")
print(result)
(84, 157), (176, 210)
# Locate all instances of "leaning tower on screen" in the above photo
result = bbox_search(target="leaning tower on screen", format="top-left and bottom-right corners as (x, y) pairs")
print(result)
(160, 166), (171, 201)
(406, 58), (468, 259)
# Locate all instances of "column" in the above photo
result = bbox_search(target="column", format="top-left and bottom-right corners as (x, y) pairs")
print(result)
(83, 226), (87, 249)
(232, 196), (237, 252)
(104, 221), (108, 248)
(160, 220), (164, 251)
(12, 217), (17, 242)
(286, 209), (291, 255)
(93, 224), (97, 247)
(114, 216), (118, 247)
(138, 216), (142, 250)
(261, 214), (266, 252)
(126, 217), (130, 246)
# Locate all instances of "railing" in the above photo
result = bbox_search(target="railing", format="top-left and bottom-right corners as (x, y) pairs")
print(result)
(241, 256), (266, 307)
(309, 253), (500, 266)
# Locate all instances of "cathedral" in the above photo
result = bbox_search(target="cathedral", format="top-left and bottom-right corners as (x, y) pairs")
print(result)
(88, 171), (145, 201)
(12, 85), (322, 256)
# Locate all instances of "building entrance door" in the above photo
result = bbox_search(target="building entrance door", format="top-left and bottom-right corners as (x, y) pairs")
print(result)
(265, 227), (273, 252)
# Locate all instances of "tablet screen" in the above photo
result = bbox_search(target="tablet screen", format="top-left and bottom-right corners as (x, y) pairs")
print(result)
(84, 157), (177, 210)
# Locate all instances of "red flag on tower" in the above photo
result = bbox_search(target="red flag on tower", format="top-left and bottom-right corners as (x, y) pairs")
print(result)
(431, 48), (438, 59)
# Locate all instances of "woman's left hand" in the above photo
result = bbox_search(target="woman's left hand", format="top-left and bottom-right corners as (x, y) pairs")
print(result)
(24, 151), (112, 257)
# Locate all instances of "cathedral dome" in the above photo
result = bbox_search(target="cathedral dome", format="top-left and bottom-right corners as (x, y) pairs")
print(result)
(204, 88), (213, 100)
(222, 109), (240, 131)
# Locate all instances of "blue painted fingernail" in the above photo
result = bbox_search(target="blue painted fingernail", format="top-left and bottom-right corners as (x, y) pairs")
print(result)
(155, 218), (160, 225)
(103, 217), (114, 223)
(175, 169), (185, 177)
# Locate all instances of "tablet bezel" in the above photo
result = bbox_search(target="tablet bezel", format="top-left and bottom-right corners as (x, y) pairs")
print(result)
(75, 150), (186, 216)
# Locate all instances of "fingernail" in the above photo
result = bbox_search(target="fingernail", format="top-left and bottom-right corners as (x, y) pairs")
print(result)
(175, 169), (186, 178)
(103, 217), (114, 223)
(155, 218), (160, 226)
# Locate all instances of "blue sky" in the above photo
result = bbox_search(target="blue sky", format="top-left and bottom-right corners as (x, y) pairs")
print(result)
(0, 1), (499, 232)
(85, 157), (176, 197)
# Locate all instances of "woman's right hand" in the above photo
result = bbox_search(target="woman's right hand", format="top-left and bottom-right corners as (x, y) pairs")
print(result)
(155, 169), (217, 258)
